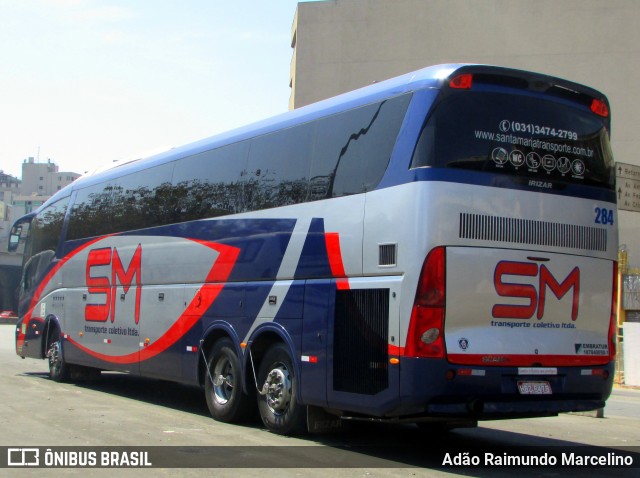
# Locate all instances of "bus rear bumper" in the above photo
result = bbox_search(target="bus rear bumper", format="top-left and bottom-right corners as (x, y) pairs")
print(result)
(424, 398), (606, 419)
(395, 358), (614, 420)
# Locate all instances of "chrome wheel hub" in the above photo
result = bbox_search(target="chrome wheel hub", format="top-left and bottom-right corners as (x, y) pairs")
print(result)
(212, 357), (234, 405)
(263, 365), (291, 414)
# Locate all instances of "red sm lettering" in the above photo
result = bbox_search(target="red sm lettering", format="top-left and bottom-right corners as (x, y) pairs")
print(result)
(492, 261), (580, 321)
(85, 244), (142, 324)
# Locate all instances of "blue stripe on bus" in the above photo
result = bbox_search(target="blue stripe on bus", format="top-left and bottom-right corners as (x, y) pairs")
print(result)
(62, 218), (298, 282)
(379, 166), (617, 203)
(294, 217), (333, 279)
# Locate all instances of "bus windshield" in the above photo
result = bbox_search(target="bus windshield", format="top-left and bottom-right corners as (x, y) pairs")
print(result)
(411, 90), (615, 189)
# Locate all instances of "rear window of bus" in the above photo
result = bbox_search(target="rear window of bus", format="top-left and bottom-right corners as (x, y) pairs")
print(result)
(411, 91), (615, 189)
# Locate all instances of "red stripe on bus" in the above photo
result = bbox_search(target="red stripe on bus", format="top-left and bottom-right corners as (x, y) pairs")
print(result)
(325, 232), (350, 290)
(446, 353), (609, 367)
(46, 238), (238, 365)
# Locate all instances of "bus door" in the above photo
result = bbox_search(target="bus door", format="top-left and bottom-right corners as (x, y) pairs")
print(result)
(15, 198), (68, 360)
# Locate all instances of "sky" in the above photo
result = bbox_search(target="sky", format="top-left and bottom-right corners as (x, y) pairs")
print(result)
(0, 0), (308, 179)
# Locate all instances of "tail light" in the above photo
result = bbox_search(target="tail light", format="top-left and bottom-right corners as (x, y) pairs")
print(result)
(608, 261), (618, 362)
(405, 247), (446, 358)
(449, 73), (473, 90)
(590, 98), (609, 118)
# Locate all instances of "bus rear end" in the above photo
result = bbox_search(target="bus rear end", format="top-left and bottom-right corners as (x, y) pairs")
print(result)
(401, 66), (616, 420)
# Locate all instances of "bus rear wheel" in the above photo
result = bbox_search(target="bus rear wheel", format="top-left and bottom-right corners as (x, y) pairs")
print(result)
(47, 329), (70, 382)
(257, 343), (306, 435)
(204, 338), (254, 423)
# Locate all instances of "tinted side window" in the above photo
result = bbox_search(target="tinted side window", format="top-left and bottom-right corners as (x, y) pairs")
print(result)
(22, 196), (69, 296)
(310, 94), (411, 200)
(243, 123), (314, 211)
(67, 162), (174, 240)
(172, 142), (249, 222)
(68, 181), (117, 240)
(30, 196), (69, 258)
(65, 94), (412, 236)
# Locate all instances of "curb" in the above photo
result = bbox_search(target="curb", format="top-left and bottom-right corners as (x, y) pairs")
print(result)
(567, 408), (605, 418)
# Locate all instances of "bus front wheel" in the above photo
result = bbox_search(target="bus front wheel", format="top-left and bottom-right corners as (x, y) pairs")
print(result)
(257, 343), (306, 435)
(47, 329), (70, 382)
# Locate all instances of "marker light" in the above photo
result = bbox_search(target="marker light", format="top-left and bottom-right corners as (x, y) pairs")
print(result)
(590, 98), (609, 118)
(449, 73), (473, 89)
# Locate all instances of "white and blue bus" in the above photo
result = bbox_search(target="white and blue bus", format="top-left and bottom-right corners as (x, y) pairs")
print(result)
(10, 64), (617, 435)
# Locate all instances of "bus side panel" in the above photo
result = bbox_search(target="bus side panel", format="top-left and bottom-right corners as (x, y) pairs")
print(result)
(300, 279), (333, 408)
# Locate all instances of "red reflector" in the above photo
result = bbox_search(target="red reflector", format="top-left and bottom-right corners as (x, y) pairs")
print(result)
(404, 247), (446, 359)
(449, 73), (473, 89)
(590, 98), (609, 117)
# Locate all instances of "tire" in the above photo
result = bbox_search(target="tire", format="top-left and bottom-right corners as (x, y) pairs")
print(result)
(257, 343), (306, 435)
(47, 329), (70, 382)
(204, 338), (254, 423)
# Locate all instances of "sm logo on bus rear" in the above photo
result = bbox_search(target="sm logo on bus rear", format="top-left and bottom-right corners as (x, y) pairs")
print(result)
(492, 261), (580, 321)
(85, 245), (142, 324)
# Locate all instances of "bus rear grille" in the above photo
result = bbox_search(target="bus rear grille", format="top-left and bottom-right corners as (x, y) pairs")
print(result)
(459, 213), (607, 252)
(333, 288), (389, 395)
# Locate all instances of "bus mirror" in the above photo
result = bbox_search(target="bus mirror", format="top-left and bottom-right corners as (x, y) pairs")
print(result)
(8, 214), (33, 253)
(8, 225), (22, 252)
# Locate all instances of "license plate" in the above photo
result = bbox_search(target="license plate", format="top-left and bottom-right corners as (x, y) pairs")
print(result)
(517, 381), (552, 395)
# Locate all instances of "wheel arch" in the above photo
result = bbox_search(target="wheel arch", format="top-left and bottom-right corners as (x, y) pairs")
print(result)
(41, 314), (62, 359)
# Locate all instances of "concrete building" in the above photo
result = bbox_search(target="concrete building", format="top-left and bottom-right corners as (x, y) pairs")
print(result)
(0, 173), (22, 255)
(290, 0), (640, 267)
(20, 157), (81, 196)
(0, 172), (23, 313)
(0, 159), (80, 312)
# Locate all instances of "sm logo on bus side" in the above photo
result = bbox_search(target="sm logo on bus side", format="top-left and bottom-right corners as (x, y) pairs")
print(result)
(492, 261), (579, 321)
(85, 244), (142, 324)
